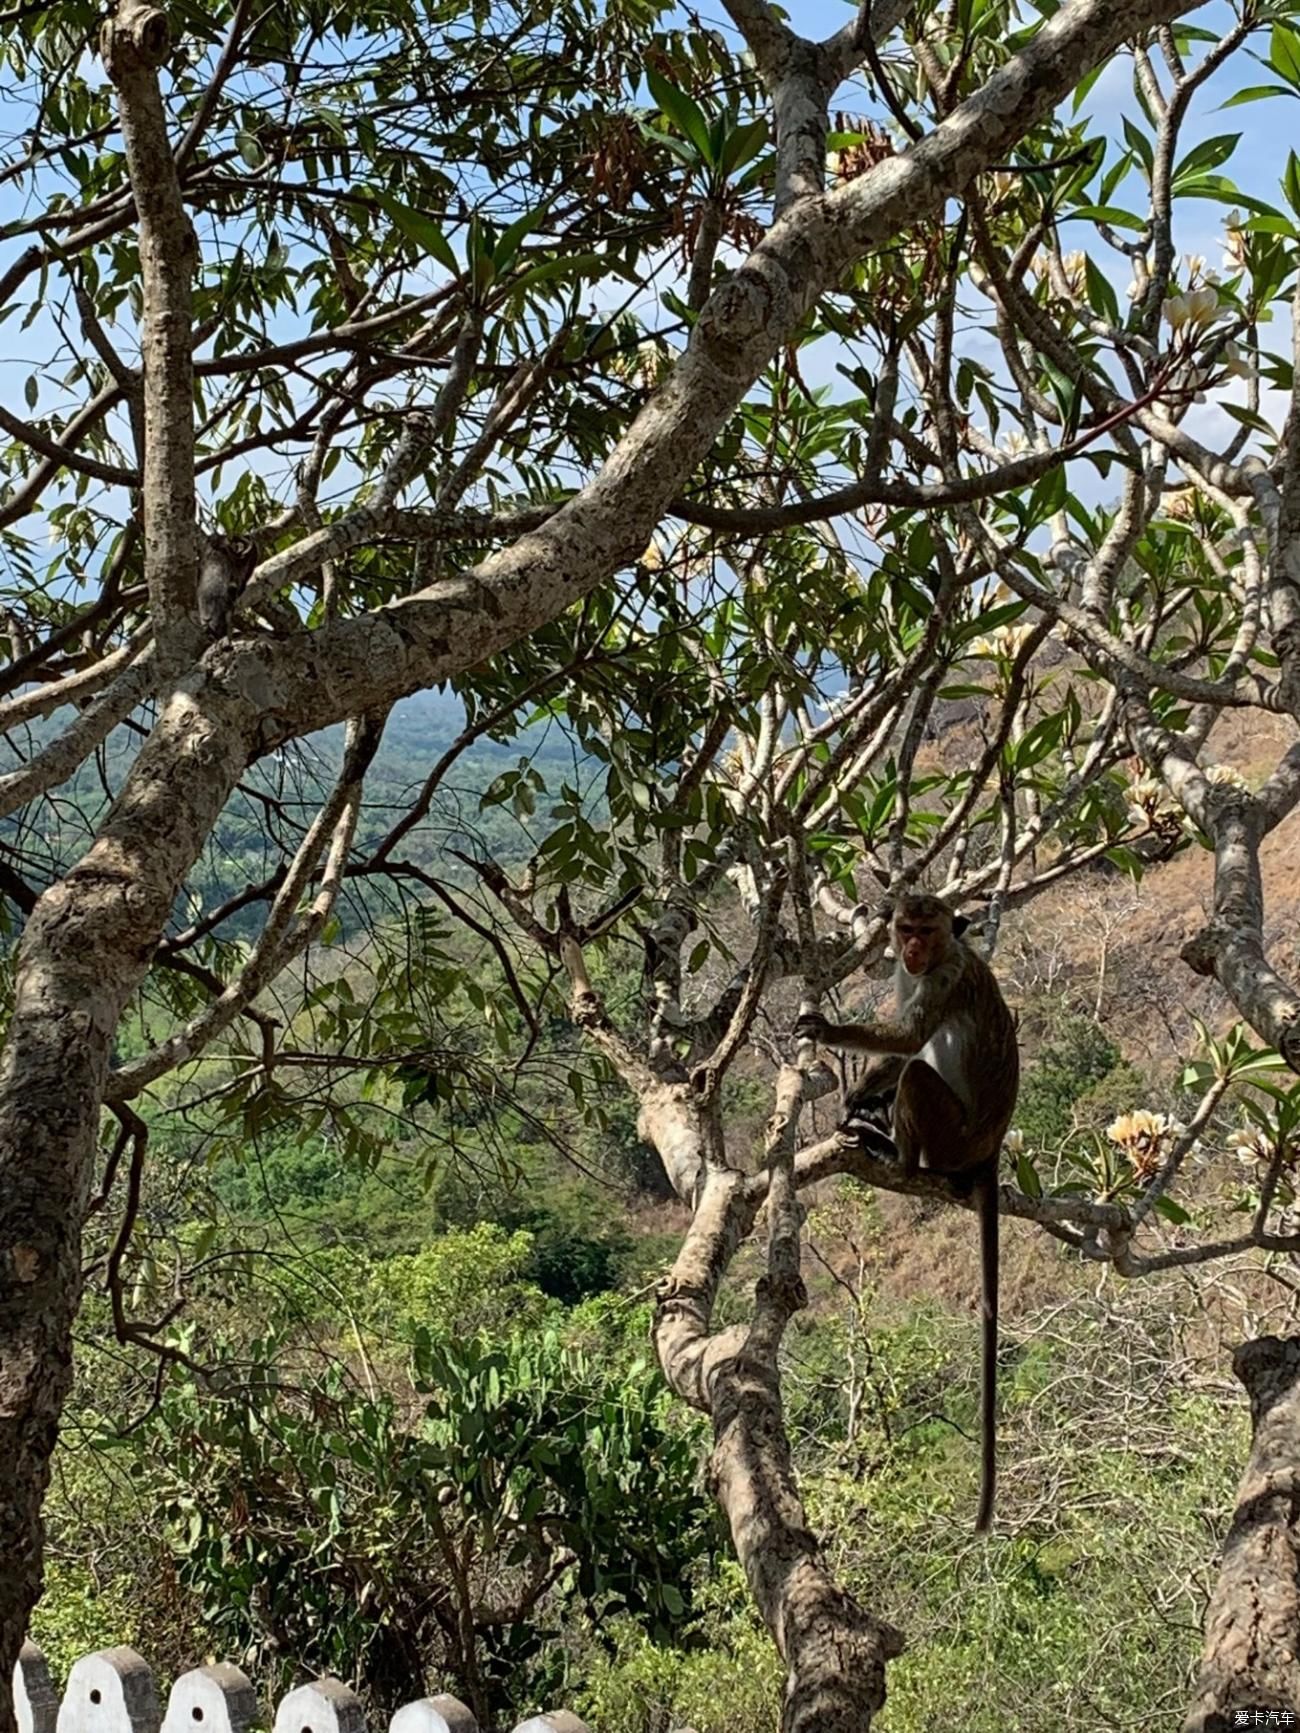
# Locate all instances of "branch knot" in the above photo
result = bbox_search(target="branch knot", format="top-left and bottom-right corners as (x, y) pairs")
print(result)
(1180, 925), (1222, 978)
(101, 5), (172, 79)
(696, 265), (790, 363)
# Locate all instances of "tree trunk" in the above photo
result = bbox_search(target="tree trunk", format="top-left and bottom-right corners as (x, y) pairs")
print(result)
(0, 685), (252, 1733)
(1184, 1335), (1300, 1730)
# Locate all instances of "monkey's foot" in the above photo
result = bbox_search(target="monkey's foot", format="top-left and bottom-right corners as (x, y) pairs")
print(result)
(839, 1118), (901, 1163)
(841, 1090), (893, 1129)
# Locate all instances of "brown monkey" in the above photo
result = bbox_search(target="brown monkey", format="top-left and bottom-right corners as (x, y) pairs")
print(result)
(794, 892), (1019, 1531)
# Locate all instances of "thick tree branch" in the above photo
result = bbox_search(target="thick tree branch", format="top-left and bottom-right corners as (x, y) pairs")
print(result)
(102, 0), (201, 665)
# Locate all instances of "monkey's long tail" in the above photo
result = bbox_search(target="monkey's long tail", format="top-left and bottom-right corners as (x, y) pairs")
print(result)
(974, 1166), (998, 1533)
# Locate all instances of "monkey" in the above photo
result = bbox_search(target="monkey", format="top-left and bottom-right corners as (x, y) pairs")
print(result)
(197, 533), (258, 638)
(794, 892), (1019, 1532)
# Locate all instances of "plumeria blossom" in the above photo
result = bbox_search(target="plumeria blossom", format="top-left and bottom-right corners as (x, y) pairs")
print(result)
(969, 622), (1036, 661)
(1163, 285), (1224, 336)
(1228, 1126), (1271, 1168)
(1107, 1110), (1174, 1147)
(1108, 1110), (1176, 1181)
(1221, 340), (1255, 382)
(987, 170), (1017, 205)
(1222, 211), (1248, 273)
(1204, 763), (1249, 792)
(1126, 773), (1179, 831)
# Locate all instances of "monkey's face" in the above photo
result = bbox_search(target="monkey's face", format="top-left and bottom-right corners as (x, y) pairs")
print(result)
(894, 911), (951, 975)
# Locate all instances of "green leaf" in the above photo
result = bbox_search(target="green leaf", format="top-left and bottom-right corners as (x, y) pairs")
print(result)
(1220, 403), (1274, 437)
(375, 194), (458, 275)
(1172, 133), (1240, 189)
(718, 117), (769, 178)
(954, 599), (1027, 644)
(1122, 116), (1154, 178)
(1024, 462), (1067, 527)
(1015, 1152), (1042, 1200)
(1242, 213), (1300, 236)
(646, 68), (713, 164)
(1066, 203), (1146, 232)
(1286, 152), (1300, 220)
(509, 253), (611, 295)
(1176, 178), (1282, 219)
(1272, 24), (1300, 90)
(1219, 84), (1296, 109)
(1153, 1196), (1192, 1226)
(1105, 845), (1145, 882)
(1014, 712), (1065, 769)
(1084, 254), (1119, 325)
(494, 202), (551, 274)
(1071, 62), (1105, 115)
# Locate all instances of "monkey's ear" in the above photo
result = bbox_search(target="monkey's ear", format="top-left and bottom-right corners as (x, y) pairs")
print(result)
(952, 912), (971, 937)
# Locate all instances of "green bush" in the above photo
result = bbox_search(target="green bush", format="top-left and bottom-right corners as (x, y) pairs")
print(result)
(119, 1327), (718, 1719)
(363, 1222), (549, 1345)
(1014, 1015), (1124, 1146)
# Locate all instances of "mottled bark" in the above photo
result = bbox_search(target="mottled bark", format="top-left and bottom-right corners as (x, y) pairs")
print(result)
(0, 681), (252, 1733)
(1185, 1336), (1300, 1731)
(655, 1077), (901, 1731)
(101, 1), (200, 667)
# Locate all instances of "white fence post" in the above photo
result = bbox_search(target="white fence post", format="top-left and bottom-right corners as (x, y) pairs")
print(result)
(54, 1651), (160, 1733)
(161, 1666), (258, 1733)
(273, 1678), (366, 1733)
(14, 1642), (58, 1733)
(17, 1641), (604, 1733)
(389, 1697), (478, 1733)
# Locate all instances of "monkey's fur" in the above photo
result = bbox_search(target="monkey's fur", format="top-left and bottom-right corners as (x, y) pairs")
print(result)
(197, 533), (258, 638)
(794, 892), (1019, 1532)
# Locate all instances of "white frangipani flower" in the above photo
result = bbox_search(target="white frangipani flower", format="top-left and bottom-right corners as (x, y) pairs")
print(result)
(1222, 340), (1255, 381)
(1205, 763), (1249, 792)
(1163, 294), (1190, 330)
(1222, 211), (1248, 273)
(970, 622), (1035, 662)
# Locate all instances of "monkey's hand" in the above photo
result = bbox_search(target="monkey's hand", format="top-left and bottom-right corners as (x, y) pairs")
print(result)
(793, 1011), (838, 1046)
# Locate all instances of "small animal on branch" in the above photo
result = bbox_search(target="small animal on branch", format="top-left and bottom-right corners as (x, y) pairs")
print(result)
(197, 532), (258, 638)
(794, 891), (1019, 1532)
